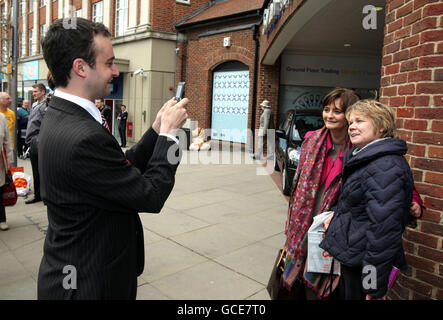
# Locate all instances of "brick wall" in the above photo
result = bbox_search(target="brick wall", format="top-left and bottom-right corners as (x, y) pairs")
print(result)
(150, 0), (210, 33)
(380, 0), (443, 300)
(178, 18), (258, 130)
(256, 59), (280, 129)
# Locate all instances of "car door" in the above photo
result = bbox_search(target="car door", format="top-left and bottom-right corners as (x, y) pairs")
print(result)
(277, 111), (294, 161)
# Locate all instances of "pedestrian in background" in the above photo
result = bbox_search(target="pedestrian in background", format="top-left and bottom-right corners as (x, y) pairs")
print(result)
(17, 99), (30, 159)
(253, 100), (274, 160)
(0, 112), (13, 231)
(25, 83), (48, 204)
(95, 98), (111, 128)
(320, 100), (414, 300)
(0, 92), (16, 150)
(118, 104), (128, 147)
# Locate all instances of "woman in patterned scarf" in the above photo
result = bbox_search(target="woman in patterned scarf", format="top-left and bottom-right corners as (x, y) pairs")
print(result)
(282, 88), (423, 300)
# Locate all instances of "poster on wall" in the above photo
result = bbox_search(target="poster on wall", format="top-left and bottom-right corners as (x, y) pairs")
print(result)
(23, 61), (39, 81)
(281, 54), (381, 89)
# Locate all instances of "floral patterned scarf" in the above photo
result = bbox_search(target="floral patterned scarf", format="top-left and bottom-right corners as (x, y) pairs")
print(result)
(283, 126), (350, 299)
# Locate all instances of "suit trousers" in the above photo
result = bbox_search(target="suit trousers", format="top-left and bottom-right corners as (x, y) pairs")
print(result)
(30, 149), (41, 200)
(119, 126), (126, 147)
(0, 186), (5, 222)
(17, 132), (26, 157)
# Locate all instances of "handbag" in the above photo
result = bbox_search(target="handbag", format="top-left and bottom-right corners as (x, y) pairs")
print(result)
(2, 146), (17, 206)
(266, 246), (305, 300)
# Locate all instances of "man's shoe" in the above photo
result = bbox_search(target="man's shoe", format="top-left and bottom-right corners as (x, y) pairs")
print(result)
(25, 198), (42, 204)
(0, 222), (9, 231)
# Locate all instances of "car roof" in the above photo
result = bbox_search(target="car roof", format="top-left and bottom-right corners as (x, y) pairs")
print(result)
(286, 109), (322, 116)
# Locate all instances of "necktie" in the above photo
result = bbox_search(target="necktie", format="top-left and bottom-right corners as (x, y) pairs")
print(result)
(101, 114), (110, 131)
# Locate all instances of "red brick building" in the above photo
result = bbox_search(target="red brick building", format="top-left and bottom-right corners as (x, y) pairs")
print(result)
(175, 0), (265, 146)
(177, 0), (442, 300)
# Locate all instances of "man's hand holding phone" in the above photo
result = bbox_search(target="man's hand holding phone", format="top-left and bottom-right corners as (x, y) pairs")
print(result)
(152, 97), (188, 136)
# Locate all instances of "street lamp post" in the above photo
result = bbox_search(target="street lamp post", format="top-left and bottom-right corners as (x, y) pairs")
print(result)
(10, 0), (18, 167)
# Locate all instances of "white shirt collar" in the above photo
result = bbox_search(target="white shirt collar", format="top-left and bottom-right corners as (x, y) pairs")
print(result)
(54, 90), (102, 124)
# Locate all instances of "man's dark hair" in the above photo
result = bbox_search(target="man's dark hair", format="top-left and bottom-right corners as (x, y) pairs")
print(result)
(96, 98), (104, 103)
(32, 83), (47, 92)
(322, 88), (360, 113)
(41, 18), (111, 88)
(47, 72), (55, 91)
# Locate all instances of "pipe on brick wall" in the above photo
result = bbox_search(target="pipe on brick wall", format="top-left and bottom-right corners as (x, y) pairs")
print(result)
(250, 23), (260, 154)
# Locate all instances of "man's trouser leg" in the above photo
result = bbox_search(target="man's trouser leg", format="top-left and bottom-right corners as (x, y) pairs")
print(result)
(30, 149), (41, 200)
(119, 127), (126, 147)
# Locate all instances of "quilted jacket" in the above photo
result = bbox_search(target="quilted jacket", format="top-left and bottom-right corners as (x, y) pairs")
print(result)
(319, 138), (413, 298)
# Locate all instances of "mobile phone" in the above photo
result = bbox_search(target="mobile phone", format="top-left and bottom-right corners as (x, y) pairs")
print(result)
(175, 82), (185, 102)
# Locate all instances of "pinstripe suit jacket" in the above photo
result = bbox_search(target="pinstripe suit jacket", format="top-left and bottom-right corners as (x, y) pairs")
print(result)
(37, 96), (180, 300)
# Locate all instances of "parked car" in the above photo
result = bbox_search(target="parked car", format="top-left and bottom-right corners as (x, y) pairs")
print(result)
(274, 109), (324, 195)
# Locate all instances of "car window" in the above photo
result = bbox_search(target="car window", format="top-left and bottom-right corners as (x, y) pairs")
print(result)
(284, 113), (294, 136)
(292, 114), (323, 140)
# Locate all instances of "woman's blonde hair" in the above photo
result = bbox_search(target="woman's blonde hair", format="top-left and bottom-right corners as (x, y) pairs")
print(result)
(345, 99), (397, 138)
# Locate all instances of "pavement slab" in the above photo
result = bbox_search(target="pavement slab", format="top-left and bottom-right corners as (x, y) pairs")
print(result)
(149, 261), (263, 300)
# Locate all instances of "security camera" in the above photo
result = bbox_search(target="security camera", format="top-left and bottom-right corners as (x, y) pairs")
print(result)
(133, 68), (144, 76)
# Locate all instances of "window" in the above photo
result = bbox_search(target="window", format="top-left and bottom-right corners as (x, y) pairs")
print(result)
(28, 29), (33, 56)
(40, 0), (47, 7)
(2, 40), (8, 62)
(75, 9), (82, 18)
(18, 33), (22, 57)
(115, 0), (128, 37)
(29, 2), (34, 13)
(40, 24), (47, 40)
(92, 1), (103, 23)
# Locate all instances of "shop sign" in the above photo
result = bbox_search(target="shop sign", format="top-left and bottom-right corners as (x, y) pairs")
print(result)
(281, 54), (381, 89)
(23, 61), (39, 81)
(262, 0), (292, 36)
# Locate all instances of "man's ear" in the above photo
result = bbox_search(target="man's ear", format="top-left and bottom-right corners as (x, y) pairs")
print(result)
(72, 58), (88, 78)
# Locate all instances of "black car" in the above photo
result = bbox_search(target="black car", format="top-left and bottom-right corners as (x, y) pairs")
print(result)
(274, 109), (324, 195)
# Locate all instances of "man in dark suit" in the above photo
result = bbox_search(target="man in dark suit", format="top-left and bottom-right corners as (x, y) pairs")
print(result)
(118, 104), (128, 147)
(37, 18), (188, 300)
(95, 98), (111, 125)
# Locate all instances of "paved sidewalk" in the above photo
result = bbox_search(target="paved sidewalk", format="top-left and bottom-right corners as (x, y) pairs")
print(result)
(0, 147), (289, 300)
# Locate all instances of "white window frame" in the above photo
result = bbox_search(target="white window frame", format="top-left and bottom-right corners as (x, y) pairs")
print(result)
(3, 40), (8, 61)
(40, 0), (47, 7)
(115, 0), (128, 37)
(28, 29), (33, 56)
(92, 1), (103, 23)
(40, 24), (47, 40)
(75, 9), (82, 18)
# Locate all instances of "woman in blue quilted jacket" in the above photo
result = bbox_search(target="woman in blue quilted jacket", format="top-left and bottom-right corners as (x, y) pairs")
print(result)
(320, 100), (414, 300)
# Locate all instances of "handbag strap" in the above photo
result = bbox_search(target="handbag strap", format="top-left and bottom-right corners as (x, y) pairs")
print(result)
(320, 257), (335, 299)
(277, 246), (286, 267)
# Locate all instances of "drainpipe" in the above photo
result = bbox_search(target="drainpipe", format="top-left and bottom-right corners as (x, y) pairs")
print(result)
(250, 23), (260, 155)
